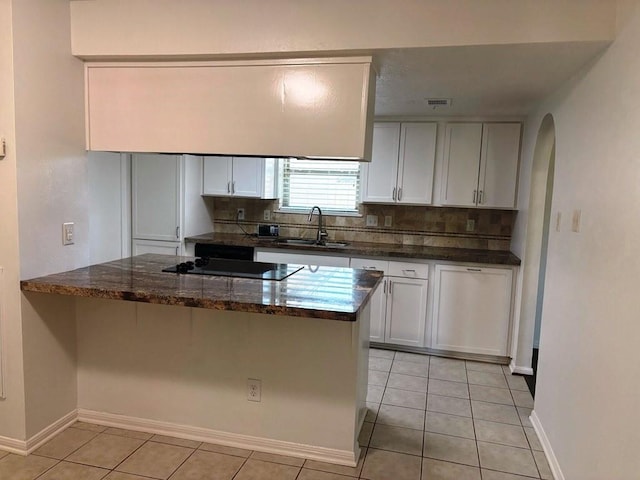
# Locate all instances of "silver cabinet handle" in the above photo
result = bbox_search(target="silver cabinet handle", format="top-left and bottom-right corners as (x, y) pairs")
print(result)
(176, 226), (180, 239)
(175, 246), (179, 256)
(467, 268), (482, 272)
(479, 190), (484, 204)
(402, 269), (416, 276)
(383, 279), (387, 294)
(227, 181), (231, 194)
(398, 187), (403, 201)
(232, 181), (236, 194)
(473, 190), (477, 204)
(392, 187), (397, 201)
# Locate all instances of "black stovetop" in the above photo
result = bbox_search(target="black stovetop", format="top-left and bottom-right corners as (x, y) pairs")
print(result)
(162, 258), (303, 281)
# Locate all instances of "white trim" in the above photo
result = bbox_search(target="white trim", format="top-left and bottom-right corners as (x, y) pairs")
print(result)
(530, 410), (564, 480)
(510, 362), (534, 375)
(78, 409), (358, 467)
(0, 410), (78, 456)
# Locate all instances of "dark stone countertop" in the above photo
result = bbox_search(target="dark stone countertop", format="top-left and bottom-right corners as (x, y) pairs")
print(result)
(20, 254), (382, 322)
(186, 233), (521, 266)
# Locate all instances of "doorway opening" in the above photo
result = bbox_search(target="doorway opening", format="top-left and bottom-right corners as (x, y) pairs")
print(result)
(519, 114), (556, 396)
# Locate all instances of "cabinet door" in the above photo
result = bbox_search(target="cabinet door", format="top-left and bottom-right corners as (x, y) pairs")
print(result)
(397, 123), (437, 205)
(432, 265), (513, 356)
(478, 123), (521, 208)
(385, 277), (428, 347)
(202, 156), (233, 195)
(441, 123), (483, 206)
(132, 154), (181, 241)
(361, 123), (400, 203)
(132, 239), (181, 256)
(231, 157), (263, 197)
(368, 279), (388, 343)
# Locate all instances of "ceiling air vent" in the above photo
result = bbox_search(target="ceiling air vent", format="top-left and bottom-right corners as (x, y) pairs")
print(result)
(425, 98), (452, 109)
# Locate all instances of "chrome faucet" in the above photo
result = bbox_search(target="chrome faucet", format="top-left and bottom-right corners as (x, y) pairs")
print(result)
(308, 206), (328, 244)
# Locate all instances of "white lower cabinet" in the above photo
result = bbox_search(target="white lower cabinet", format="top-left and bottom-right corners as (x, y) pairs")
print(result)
(132, 239), (181, 256)
(351, 258), (428, 347)
(431, 264), (513, 356)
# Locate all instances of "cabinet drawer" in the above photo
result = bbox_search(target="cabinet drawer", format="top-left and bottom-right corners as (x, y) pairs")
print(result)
(388, 261), (428, 279)
(350, 257), (389, 274)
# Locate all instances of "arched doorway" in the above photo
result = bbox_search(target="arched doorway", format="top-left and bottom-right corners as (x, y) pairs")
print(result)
(518, 114), (556, 395)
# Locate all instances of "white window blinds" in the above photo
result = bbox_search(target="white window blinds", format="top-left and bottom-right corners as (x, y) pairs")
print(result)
(280, 158), (360, 212)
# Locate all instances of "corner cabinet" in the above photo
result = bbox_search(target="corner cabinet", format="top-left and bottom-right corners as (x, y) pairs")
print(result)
(350, 258), (428, 347)
(202, 156), (277, 198)
(431, 264), (514, 356)
(361, 122), (437, 205)
(440, 122), (521, 208)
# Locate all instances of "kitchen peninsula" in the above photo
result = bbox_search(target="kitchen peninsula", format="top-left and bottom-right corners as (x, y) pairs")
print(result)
(20, 254), (381, 466)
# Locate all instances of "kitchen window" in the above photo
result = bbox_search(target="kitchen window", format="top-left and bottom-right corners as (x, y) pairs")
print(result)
(279, 158), (361, 213)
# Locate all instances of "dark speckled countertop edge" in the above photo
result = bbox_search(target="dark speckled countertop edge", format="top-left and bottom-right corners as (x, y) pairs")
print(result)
(185, 233), (522, 266)
(19, 255), (383, 322)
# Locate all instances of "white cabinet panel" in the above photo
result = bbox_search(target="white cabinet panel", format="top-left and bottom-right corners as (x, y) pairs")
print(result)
(432, 265), (513, 356)
(441, 123), (483, 207)
(362, 122), (437, 205)
(202, 156), (233, 195)
(132, 239), (181, 256)
(361, 123), (400, 203)
(85, 59), (374, 160)
(385, 277), (428, 347)
(441, 122), (520, 208)
(368, 279), (387, 343)
(132, 154), (180, 242)
(479, 123), (521, 208)
(203, 156), (276, 198)
(397, 123), (437, 204)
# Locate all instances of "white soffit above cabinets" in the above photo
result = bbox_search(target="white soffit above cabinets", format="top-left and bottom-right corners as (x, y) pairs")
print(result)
(84, 57), (375, 161)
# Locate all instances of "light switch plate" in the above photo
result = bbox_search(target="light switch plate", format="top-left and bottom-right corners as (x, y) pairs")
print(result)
(384, 215), (392, 227)
(366, 215), (378, 227)
(62, 222), (74, 245)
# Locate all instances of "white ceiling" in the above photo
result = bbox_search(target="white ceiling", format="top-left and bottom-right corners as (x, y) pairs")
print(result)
(373, 41), (610, 117)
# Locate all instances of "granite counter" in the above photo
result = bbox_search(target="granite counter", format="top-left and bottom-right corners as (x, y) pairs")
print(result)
(20, 254), (382, 322)
(185, 232), (521, 266)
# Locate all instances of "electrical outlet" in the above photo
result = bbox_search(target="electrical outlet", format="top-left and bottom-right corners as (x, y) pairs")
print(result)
(366, 215), (378, 227)
(247, 378), (261, 402)
(237, 208), (245, 221)
(466, 219), (475, 232)
(263, 209), (271, 221)
(384, 215), (392, 227)
(62, 222), (74, 245)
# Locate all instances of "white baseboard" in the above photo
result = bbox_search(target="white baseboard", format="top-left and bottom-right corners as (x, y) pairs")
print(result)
(0, 410), (77, 456)
(530, 410), (564, 480)
(510, 361), (534, 376)
(77, 409), (358, 467)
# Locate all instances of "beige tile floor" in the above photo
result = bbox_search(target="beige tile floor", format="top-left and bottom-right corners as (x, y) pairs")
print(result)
(0, 349), (549, 480)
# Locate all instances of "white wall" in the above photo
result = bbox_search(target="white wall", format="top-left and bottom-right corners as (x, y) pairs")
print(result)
(9, 0), (85, 439)
(0, 0), (27, 442)
(70, 0), (616, 58)
(516, 5), (640, 478)
(88, 152), (130, 264)
(13, 0), (88, 280)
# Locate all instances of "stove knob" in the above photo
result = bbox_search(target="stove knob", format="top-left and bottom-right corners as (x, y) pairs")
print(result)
(177, 263), (189, 273)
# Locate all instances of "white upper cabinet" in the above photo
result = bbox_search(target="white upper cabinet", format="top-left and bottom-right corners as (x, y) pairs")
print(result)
(441, 122), (521, 208)
(361, 122), (437, 205)
(84, 58), (375, 160)
(202, 156), (277, 198)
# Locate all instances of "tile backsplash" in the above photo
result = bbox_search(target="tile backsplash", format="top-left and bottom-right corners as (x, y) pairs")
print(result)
(210, 198), (516, 251)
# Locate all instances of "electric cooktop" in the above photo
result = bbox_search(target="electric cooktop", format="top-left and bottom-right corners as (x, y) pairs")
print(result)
(162, 258), (303, 281)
